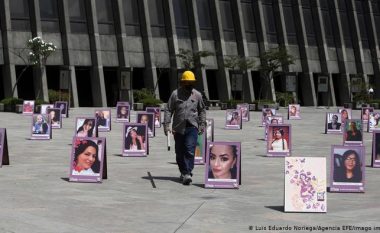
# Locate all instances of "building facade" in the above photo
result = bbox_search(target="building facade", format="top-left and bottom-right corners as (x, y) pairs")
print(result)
(0, 0), (380, 107)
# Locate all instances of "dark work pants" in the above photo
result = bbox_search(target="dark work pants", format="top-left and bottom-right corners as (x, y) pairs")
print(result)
(174, 127), (198, 176)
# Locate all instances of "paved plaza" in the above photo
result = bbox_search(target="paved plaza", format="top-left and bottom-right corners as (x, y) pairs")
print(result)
(0, 107), (380, 233)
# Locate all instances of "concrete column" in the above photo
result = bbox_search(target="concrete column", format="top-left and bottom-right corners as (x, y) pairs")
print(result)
(30, 0), (48, 101)
(364, 1), (380, 98)
(87, 0), (107, 106)
(0, 0), (17, 97)
(188, 0), (209, 98)
(209, 0), (231, 101)
(59, 0), (79, 107)
(114, 0), (130, 68)
(293, 0), (317, 106)
(230, 0), (255, 102)
(139, 0), (159, 98)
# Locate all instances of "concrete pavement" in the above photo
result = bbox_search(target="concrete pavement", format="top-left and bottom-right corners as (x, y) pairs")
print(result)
(0, 107), (379, 233)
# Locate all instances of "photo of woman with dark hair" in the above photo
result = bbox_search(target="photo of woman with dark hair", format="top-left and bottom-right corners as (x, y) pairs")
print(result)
(124, 126), (145, 151)
(345, 121), (362, 142)
(72, 139), (100, 175)
(208, 144), (237, 179)
(76, 119), (96, 137)
(270, 128), (289, 151)
(334, 150), (362, 183)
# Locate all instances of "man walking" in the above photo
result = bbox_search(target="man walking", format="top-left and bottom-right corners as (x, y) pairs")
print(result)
(164, 71), (206, 185)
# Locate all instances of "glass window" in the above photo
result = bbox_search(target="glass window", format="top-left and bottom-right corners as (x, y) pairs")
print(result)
(10, 0), (31, 31)
(39, 0), (60, 32)
(123, 0), (141, 36)
(262, 0), (278, 43)
(219, 0), (236, 41)
(319, 0), (336, 47)
(282, 1), (297, 45)
(196, 0), (213, 40)
(241, 0), (257, 42)
(148, 0), (166, 37)
(356, 1), (369, 49)
(173, 0), (190, 38)
(302, 1), (317, 46)
(68, 0), (88, 33)
(96, 0), (115, 34)
(372, 1), (380, 45)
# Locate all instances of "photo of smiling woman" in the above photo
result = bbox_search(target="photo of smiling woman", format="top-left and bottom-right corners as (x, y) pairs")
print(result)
(208, 144), (238, 180)
(71, 139), (100, 176)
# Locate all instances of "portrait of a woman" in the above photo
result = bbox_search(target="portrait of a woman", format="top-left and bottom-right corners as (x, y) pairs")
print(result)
(334, 150), (362, 183)
(125, 126), (145, 151)
(208, 144), (238, 179)
(72, 139), (100, 176)
(270, 128), (289, 151)
(76, 119), (95, 137)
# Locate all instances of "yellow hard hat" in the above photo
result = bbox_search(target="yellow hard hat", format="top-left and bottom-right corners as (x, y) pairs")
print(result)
(181, 71), (196, 82)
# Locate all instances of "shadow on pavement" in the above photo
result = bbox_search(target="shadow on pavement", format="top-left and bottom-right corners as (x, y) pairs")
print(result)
(265, 206), (284, 212)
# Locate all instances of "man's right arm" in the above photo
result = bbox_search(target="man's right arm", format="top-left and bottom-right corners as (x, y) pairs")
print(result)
(164, 92), (175, 135)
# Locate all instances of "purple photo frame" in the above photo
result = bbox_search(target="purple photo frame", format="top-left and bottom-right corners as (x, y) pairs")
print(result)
(23, 100), (35, 115)
(75, 117), (97, 138)
(265, 116), (283, 141)
(40, 104), (54, 114)
(95, 109), (111, 132)
(330, 145), (365, 193)
(367, 112), (380, 132)
(361, 107), (374, 124)
(262, 108), (276, 126)
(237, 103), (250, 122)
(146, 107), (161, 128)
(267, 124), (291, 157)
(288, 104), (301, 120)
(206, 118), (214, 142)
(69, 137), (105, 183)
(343, 119), (363, 145)
(116, 102), (130, 122)
(30, 114), (51, 140)
(325, 112), (343, 134)
(338, 108), (352, 125)
(54, 101), (69, 118)
(122, 123), (148, 157)
(137, 112), (155, 137)
(371, 130), (380, 167)
(225, 109), (242, 130)
(47, 108), (62, 129)
(204, 141), (241, 189)
(195, 133), (206, 165)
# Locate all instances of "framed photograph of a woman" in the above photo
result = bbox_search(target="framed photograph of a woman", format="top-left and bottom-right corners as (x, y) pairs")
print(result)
(288, 104), (301, 120)
(371, 130), (380, 167)
(284, 157), (327, 212)
(330, 145), (365, 192)
(225, 109), (242, 130)
(267, 124), (291, 157)
(146, 107), (161, 128)
(338, 108), (351, 125)
(237, 103), (249, 122)
(54, 101), (69, 118)
(116, 102), (130, 122)
(137, 112), (155, 137)
(343, 119), (363, 145)
(47, 108), (62, 129)
(265, 116), (283, 141)
(361, 107), (374, 124)
(122, 123), (148, 157)
(69, 137), (105, 183)
(367, 112), (380, 132)
(31, 114), (51, 140)
(40, 104), (54, 114)
(95, 109), (111, 132)
(262, 108), (276, 126)
(325, 113), (342, 134)
(206, 118), (214, 142)
(23, 100), (35, 115)
(205, 142), (241, 189)
(75, 117), (97, 138)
